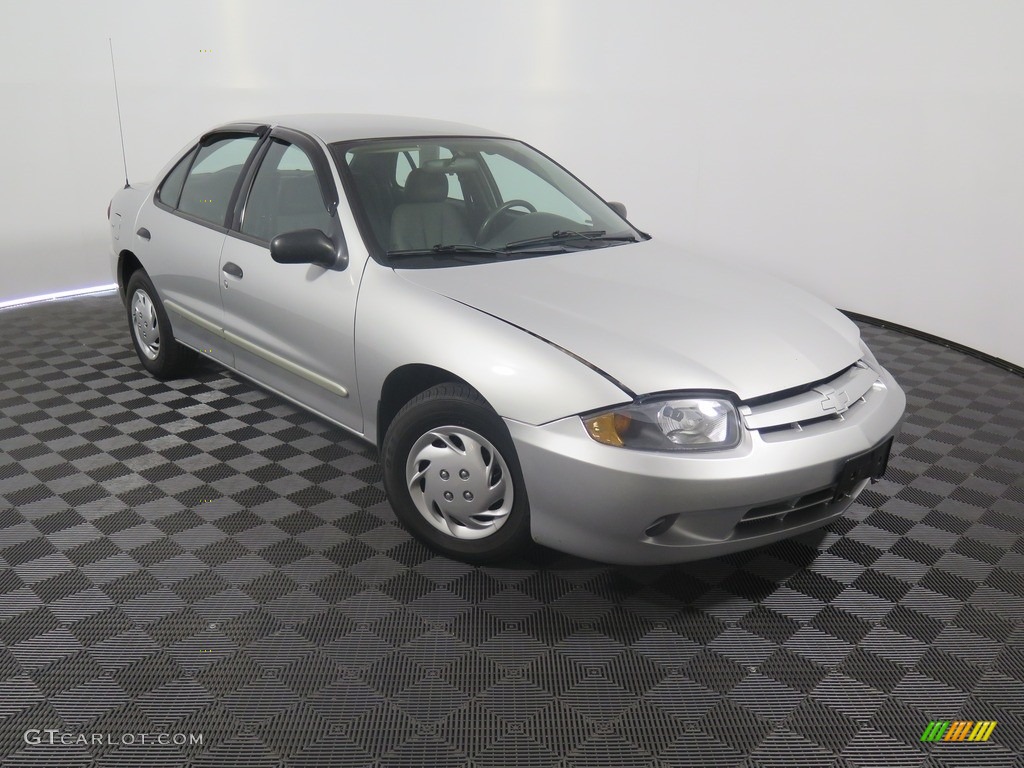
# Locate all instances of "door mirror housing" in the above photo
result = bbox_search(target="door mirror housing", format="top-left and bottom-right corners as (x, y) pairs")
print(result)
(607, 201), (627, 219)
(270, 228), (348, 270)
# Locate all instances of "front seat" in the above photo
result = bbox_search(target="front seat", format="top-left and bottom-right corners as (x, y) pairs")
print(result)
(388, 168), (472, 251)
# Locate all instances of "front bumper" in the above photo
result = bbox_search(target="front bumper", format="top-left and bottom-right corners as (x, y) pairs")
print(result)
(506, 366), (906, 565)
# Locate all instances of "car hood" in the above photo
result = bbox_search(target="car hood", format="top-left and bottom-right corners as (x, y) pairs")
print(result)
(395, 240), (863, 401)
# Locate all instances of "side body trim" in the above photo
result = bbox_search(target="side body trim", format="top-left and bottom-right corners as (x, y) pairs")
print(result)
(164, 298), (222, 335)
(163, 299), (349, 398)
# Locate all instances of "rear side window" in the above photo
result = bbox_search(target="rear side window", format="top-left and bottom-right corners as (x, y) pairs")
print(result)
(177, 135), (258, 226)
(157, 149), (195, 208)
(395, 151), (414, 186)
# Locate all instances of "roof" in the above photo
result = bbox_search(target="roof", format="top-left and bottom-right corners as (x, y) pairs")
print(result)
(238, 113), (506, 143)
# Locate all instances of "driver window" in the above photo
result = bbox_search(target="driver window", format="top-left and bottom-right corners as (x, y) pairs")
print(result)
(483, 152), (588, 224)
(241, 140), (332, 243)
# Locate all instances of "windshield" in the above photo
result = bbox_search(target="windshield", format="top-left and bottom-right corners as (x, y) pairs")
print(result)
(332, 137), (644, 266)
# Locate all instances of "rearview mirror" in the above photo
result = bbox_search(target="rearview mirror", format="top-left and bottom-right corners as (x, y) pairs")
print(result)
(607, 201), (627, 219)
(270, 229), (348, 270)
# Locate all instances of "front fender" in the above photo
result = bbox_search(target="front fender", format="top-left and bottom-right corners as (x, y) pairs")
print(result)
(356, 262), (629, 444)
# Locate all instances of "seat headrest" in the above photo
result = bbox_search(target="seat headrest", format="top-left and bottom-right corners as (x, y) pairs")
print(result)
(404, 168), (448, 203)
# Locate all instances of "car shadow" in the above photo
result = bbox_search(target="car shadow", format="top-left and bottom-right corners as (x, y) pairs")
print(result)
(490, 528), (831, 611)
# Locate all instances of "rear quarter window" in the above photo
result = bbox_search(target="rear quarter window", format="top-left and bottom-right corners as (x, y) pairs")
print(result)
(157, 148), (195, 208)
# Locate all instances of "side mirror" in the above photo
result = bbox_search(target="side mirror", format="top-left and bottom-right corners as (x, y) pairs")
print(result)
(607, 201), (627, 219)
(270, 228), (348, 270)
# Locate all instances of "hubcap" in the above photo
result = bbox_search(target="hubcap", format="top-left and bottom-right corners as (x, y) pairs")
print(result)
(406, 426), (514, 540)
(131, 288), (160, 360)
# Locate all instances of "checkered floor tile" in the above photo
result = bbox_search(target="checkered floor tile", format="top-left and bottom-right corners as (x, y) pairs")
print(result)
(1, 293), (1022, 767)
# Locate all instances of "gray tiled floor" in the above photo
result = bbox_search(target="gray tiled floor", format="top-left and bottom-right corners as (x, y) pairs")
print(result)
(1, 294), (1022, 767)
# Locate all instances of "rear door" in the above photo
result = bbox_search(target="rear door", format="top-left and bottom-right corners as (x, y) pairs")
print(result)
(136, 129), (263, 366)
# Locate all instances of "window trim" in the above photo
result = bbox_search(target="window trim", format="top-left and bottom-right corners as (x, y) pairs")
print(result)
(226, 127), (349, 269)
(229, 127), (341, 240)
(227, 136), (275, 245)
(269, 127), (340, 215)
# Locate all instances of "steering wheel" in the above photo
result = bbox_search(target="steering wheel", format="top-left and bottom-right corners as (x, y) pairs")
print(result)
(477, 199), (537, 243)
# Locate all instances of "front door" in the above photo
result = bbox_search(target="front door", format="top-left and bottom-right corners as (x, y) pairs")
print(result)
(219, 134), (363, 432)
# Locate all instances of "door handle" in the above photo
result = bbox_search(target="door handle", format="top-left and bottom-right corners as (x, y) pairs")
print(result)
(137, 227), (151, 240)
(222, 262), (243, 279)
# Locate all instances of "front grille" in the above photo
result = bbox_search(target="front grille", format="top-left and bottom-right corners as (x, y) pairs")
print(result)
(735, 486), (845, 536)
(741, 487), (836, 524)
(739, 360), (880, 435)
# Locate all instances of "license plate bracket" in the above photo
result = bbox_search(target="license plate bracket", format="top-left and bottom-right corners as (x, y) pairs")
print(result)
(833, 437), (893, 502)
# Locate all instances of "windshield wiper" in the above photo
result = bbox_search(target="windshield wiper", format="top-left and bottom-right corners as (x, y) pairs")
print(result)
(503, 230), (638, 251)
(387, 243), (504, 260)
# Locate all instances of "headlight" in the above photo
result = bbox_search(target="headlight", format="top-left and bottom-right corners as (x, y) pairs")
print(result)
(582, 395), (741, 451)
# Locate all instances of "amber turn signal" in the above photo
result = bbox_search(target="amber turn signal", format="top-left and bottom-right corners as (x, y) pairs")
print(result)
(583, 412), (632, 447)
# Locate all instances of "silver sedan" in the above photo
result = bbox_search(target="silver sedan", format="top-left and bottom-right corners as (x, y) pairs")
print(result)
(108, 114), (905, 565)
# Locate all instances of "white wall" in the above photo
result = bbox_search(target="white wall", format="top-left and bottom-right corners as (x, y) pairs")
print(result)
(1, 0), (1021, 365)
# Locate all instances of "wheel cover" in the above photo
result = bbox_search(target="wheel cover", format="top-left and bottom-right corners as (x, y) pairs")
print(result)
(131, 288), (160, 360)
(405, 425), (514, 540)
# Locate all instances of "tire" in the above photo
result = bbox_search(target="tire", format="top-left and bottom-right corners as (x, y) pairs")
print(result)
(382, 383), (531, 563)
(125, 270), (197, 379)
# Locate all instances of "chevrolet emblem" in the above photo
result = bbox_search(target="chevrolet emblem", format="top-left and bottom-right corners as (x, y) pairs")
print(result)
(819, 387), (851, 414)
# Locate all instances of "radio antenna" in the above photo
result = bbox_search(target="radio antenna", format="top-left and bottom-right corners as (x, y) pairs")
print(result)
(108, 38), (130, 188)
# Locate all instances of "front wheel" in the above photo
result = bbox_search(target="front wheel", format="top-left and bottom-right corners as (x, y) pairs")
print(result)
(125, 270), (197, 379)
(382, 383), (531, 563)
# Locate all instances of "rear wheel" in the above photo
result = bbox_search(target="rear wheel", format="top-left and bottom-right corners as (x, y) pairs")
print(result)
(125, 270), (197, 379)
(382, 383), (531, 563)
